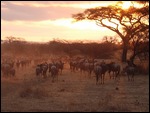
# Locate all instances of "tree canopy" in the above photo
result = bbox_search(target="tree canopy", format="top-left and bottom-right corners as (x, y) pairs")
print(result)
(72, 1), (149, 63)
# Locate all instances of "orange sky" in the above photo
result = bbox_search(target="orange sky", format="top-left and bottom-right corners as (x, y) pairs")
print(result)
(1, 1), (121, 42)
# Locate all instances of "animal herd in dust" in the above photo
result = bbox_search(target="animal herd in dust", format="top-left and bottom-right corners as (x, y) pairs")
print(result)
(1, 57), (137, 84)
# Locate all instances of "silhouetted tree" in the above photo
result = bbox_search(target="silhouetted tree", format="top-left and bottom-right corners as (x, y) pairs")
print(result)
(129, 25), (149, 65)
(72, 1), (149, 62)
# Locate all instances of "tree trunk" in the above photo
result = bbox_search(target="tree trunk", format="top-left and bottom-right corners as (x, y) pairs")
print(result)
(122, 42), (128, 62)
(129, 54), (136, 66)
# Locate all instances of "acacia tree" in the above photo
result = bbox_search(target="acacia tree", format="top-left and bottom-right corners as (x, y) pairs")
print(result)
(129, 23), (149, 65)
(72, 1), (149, 62)
(5, 36), (26, 43)
(102, 35), (120, 44)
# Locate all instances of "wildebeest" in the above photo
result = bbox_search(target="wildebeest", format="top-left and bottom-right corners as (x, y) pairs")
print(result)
(1, 63), (15, 77)
(122, 66), (136, 81)
(99, 62), (109, 84)
(82, 62), (94, 78)
(107, 62), (121, 80)
(49, 60), (64, 75)
(55, 60), (64, 74)
(36, 64), (43, 77)
(69, 60), (78, 72)
(9, 68), (16, 77)
(94, 65), (102, 84)
(36, 62), (48, 78)
(51, 65), (59, 82)
(42, 62), (48, 78)
(49, 62), (53, 73)
(93, 61), (108, 85)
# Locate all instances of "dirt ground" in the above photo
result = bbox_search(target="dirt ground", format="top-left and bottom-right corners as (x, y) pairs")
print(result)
(1, 64), (149, 112)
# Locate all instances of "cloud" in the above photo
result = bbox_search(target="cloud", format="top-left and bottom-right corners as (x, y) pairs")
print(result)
(1, 1), (84, 21)
(1, 1), (117, 21)
(1, 1), (118, 42)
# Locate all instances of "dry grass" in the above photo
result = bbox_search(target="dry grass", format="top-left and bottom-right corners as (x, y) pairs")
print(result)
(1, 62), (149, 112)
(19, 86), (49, 99)
(19, 86), (33, 98)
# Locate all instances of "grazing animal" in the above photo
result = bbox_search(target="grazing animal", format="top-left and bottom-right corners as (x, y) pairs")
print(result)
(51, 65), (59, 82)
(88, 63), (94, 77)
(36, 62), (48, 78)
(42, 63), (48, 78)
(36, 65), (43, 76)
(56, 61), (64, 74)
(9, 68), (16, 77)
(107, 62), (121, 79)
(100, 63), (108, 84)
(83, 62), (94, 78)
(122, 66), (136, 81)
(94, 65), (102, 84)
(1, 63), (14, 77)
(70, 61), (78, 72)
(49, 62), (53, 73)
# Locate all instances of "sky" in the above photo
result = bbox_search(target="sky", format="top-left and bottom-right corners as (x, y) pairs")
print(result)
(1, 1), (120, 43)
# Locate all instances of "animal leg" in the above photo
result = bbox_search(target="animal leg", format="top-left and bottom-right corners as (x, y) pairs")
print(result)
(128, 75), (130, 81)
(96, 74), (99, 85)
(103, 74), (105, 84)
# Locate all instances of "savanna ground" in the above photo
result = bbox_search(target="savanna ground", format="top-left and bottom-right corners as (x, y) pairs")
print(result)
(1, 62), (149, 112)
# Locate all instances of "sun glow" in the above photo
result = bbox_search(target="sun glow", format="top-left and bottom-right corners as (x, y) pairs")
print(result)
(1, 1), (125, 42)
(121, 1), (132, 9)
(52, 18), (101, 30)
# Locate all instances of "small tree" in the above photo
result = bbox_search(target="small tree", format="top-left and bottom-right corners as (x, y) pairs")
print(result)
(5, 36), (16, 43)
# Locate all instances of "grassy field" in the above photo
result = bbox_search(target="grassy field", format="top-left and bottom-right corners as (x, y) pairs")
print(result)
(1, 63), (149, 112)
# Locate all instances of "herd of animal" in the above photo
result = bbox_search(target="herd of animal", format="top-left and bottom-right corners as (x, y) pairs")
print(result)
(1, 58), (32, 77)
(1, 57), (137, 84)
(69, 58), (136, 84)
(35, 60), (64, 82)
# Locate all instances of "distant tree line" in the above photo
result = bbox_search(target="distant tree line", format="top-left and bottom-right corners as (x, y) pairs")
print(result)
(2, 35), (148, 64)
(1, 37), (121, 59)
